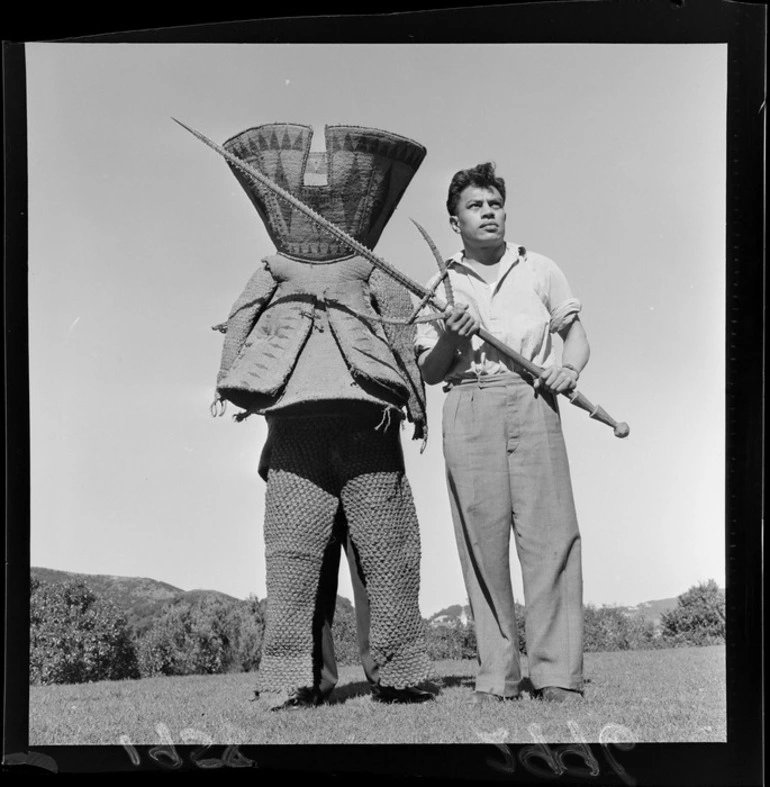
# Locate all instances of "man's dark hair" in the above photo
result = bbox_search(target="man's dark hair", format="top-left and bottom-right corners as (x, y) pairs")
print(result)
(446, 162), (506, 216)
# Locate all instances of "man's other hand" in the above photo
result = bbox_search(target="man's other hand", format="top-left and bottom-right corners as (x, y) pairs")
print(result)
(535, 365), (579, 394)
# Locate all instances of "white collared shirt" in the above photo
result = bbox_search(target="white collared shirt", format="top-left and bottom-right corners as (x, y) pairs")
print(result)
(414, 243), (581, 382)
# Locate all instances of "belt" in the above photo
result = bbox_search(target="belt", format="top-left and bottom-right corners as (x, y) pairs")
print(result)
(443, 372), (531, 391)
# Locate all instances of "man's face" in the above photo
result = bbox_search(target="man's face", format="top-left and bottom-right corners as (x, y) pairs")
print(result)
(450, 186), (506, 248)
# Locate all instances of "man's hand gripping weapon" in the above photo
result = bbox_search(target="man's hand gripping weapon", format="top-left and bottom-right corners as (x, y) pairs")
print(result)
(175, 118), (629, 438)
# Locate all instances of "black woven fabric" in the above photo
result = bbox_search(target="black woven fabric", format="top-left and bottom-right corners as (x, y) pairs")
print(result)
(258, 413), (430, 693)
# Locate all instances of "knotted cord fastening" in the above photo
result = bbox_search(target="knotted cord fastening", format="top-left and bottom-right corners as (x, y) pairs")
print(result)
(210, 397), (227, 417)
(324, 299), (439, 326)
(374, 406), (394, 432)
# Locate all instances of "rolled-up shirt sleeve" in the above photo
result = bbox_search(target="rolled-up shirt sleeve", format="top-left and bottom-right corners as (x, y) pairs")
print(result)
(414, 313), (444, 359)
(549, 297), (582, 333)
(542, 256), (582, 334)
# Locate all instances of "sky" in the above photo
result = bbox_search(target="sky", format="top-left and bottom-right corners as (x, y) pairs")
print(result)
(24, 42), (726, 617)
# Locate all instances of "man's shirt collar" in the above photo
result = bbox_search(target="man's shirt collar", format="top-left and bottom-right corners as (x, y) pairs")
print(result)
(447, 242), (523, 283)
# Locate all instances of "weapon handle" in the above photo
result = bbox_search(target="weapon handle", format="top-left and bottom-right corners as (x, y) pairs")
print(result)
(568, 391), (630, 438)
(478, 328), (542, 378)
(478, 327), (630, 438)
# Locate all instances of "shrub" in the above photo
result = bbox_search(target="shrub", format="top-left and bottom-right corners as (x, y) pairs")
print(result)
(424, 603), (526, 661)
(624, 613), (663, 650)
(661, 580), (725, 646)
(329, 596), (363, 666)
(425, 619), (478, 661)
(137, 595), (265, 677)
(583, 604), (661, 652)
(513, 603), (527, 654)
(30, 578), (140, 685)
(225, 595), (265, 673)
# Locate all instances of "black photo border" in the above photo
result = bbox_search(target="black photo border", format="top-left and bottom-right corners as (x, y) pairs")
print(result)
(3, 1), (765, 783)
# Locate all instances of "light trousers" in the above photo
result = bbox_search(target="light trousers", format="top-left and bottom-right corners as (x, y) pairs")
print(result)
(442, 374), (584, 694)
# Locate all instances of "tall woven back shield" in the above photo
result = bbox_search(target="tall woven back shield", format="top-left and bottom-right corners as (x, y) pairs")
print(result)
(223, 124), (427, 261)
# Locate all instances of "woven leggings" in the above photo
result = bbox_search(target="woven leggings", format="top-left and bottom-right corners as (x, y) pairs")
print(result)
(258, 414), (429, 693)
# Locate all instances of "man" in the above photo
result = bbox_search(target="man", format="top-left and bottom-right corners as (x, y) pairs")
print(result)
(416, 162), (588, 704)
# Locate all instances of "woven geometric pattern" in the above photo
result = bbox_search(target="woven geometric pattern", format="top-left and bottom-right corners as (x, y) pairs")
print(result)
(223, 124), (427, 261)
(257, 414), (430, 693)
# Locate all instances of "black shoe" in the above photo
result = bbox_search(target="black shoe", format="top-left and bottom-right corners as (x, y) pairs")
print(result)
(269, 686), (324, 711)
(537, 686), (584, 703)
(371, 684), (436, 704)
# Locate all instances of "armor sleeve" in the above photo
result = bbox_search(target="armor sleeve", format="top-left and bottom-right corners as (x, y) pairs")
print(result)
(369, 267), (427, 441)
(215, 260), (279, 385)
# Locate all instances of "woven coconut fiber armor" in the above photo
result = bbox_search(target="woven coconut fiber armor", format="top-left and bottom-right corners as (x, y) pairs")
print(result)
(257, 413), (430, 693)
(215, 253), (427, 438)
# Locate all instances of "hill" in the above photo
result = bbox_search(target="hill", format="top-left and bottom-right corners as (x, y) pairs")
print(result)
(30, 567), (242, 638)
(428, 597), (690, 629)
(620, 597), (679, 625)
(31, 567), (720, 633)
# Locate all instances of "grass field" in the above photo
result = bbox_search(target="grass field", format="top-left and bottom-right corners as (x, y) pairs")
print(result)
(28, 645), (725, 747)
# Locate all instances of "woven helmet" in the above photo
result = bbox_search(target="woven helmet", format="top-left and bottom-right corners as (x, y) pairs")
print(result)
(223, 123), (427, 261)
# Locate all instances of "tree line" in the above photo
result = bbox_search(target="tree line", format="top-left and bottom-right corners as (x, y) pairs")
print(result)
(29, 577), (725, 685)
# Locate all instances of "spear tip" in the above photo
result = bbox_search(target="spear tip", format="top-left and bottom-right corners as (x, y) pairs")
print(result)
(171, 117), (203, 139)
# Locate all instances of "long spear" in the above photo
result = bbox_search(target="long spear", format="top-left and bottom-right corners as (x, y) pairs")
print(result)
(174, 118), (629, 438)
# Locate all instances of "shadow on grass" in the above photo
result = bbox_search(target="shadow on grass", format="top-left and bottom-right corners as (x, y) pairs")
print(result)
(326, 680), (374, 704)
(283, 671), (594, 705)
(433, 674), (476, 690)
(413, 674), (592, 698)
(327, 678), (449, 704)
(431, 674), (543, 696)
